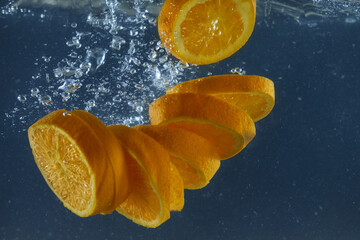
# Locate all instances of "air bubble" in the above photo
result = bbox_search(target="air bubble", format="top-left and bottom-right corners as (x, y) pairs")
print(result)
(135, 105), (143, 113)
(112, 95), (122, 102)
(42, 55), (51, 62)
(17, 95), (27, 103)
(39, 95), (52, 106)
(110, 36), (126, 50)
(30, 88), (40, 97)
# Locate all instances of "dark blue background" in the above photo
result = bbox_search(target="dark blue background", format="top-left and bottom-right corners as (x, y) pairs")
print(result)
(1, 6), (360, 240)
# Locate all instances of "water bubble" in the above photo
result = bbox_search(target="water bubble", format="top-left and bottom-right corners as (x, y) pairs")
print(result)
(85, 48), (108, 72)
(128, 40), (136, 55)
(85, 99), (96, 111)
(39, 95), (52, 106)
(74, 69), (83, 78)
(63, 112), (72, 116)
(32, 73), (41, 80)
(68, 51), (78, 58)
(30, 88), (40, 97)
(98, 85), (110, 93)
(54, 68), (64, 78)
(159, 55), (168, 63)
(130, 29), (138, 36)
(66, 38), (80, 47)
(135, 105), (143, 113)
(71, 23), (78, 28)
(58, 79), (82, 93)
(112, 95), (122, 102)
(148, 50), (157, 61)
(110, 36), (126, 50)
(17, 95), (27, 103)
(60, 92), (71, 102)
(230, 67), (246, 75)
(42, 55), (51, 62)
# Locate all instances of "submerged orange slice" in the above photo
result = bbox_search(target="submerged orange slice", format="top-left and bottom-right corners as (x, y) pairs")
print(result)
(108, 125), (184, 228)
(28, 110), (130, 217)
(158, 0), (256, 64)
(167, 75), (275, 122)
(135, 125), (221, 189)
(149, 93), (255, 160)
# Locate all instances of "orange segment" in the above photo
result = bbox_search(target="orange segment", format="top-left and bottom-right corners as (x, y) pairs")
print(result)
(149, 93), (255, 160)
(28, 110), (130, 217)
(135, 125), (221, 189)
(158, 0), (256, 64)
(166, 75), (275, 122)
(108, 125), (184, 228)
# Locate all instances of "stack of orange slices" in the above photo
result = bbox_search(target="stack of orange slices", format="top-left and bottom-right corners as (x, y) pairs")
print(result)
(28, 74), (275, 227)
(27, 0), (272, 228)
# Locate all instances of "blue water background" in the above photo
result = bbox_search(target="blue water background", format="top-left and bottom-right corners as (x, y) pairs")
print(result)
(1, 5), (360, 240)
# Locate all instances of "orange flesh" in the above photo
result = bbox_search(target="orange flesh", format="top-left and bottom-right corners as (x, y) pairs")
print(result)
(30, 127), (91, 211)
(169, 155), (200, 187)
(180, 0), (244, 56)
(119, 150), (162, 222)
(214, 92), (270, 120)
(165, 120), (241, 159)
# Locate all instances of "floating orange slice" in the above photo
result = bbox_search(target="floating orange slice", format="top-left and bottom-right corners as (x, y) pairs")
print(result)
(108, 125), (184, 228)
(158, 0), (256, 64)
(28, 110), (130, 217)
(149, 93), (255, 160)
(135, 125), (221, 189)
(167, 75), (275, 122)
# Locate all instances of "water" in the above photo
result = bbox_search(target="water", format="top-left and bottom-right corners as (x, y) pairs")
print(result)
(1, 0), (360, 239)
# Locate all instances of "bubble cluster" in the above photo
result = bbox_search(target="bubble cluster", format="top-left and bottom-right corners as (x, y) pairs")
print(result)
(4, 0), (201, 130)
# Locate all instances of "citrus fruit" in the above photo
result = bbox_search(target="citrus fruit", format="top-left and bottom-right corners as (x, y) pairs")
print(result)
(166, 74), (275, 122)
(158, 0), (256, 64)
(28, 109), (130, 217)
(108, 125), (184, 228)
(135, 125), (221, 189)
(149, 93), (256, 159)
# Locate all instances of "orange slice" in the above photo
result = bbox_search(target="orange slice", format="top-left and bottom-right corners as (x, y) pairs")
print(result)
(135, 125), (221, 189)
(28, 110), (130, 217)
(166, 75), (275, 122)
(108, 125), (184, 228)
(158, 0), (256, 64)
(149, 93), (255, 160)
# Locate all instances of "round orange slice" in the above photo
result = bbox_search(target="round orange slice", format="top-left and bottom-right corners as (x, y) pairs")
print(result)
(108, 125), (184, 228)
(166, 74), (275, 122)
(149, 93), (255, 160)
(135, 125), (221, 189)
(158, 0), (256, 64)
(28, 109), (130, 217)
